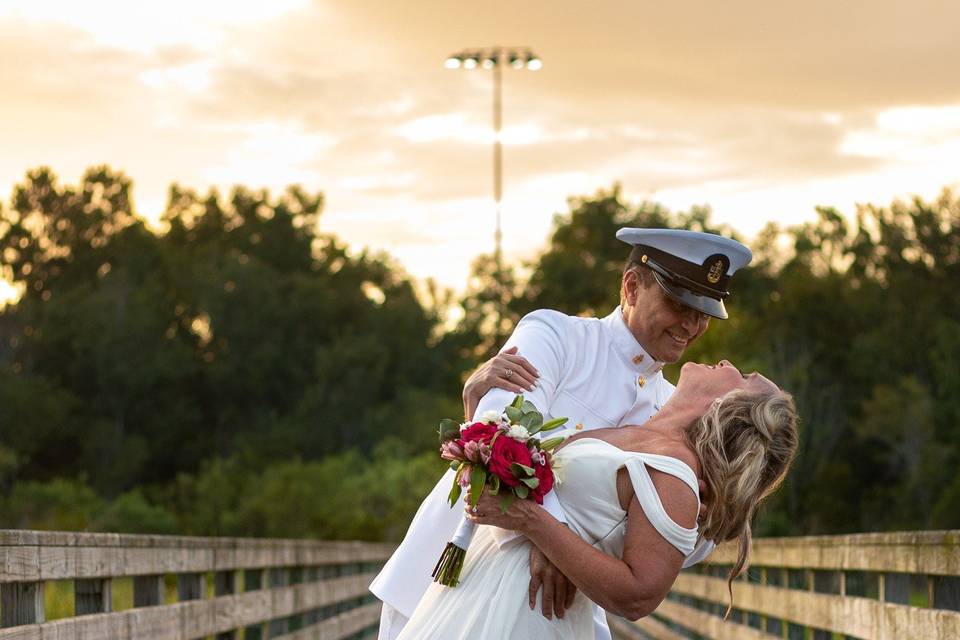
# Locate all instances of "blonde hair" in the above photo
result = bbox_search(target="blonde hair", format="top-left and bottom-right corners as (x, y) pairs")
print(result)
(684, 389), (799, 615)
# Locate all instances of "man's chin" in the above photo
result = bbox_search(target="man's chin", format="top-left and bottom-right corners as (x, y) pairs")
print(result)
(657, 342), (686, 364)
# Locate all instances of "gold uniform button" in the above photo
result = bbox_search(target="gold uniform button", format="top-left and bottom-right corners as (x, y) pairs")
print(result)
(632, 354), (645, 364)
(575, 423), (584, 430)
(637, 376), (646, 388)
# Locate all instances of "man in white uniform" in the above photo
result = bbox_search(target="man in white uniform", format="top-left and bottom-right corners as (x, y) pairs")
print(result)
(370, 228), (753, 639)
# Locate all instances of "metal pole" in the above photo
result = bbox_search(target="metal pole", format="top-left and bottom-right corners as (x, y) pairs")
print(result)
(492, 52), (503, 275)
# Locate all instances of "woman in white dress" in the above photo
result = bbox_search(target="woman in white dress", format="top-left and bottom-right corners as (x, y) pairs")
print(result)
(396, 360), (799, 639)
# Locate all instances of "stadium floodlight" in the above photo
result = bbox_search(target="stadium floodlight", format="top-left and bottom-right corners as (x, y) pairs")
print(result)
(443, 47), (542, 272)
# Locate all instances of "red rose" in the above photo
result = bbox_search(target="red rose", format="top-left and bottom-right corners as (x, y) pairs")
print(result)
(488, 436), (533, 487)
(459, 422), (498, 444)
(530, 462), (554, 504)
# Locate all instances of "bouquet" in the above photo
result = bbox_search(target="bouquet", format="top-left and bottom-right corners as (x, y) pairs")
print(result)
(431, 395), (568, 587)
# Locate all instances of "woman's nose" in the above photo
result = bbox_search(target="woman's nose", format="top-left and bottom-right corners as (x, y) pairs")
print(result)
(719, 359), (731, 367)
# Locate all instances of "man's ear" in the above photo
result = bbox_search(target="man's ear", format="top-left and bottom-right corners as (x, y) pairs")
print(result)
(622, 269), (639, 306)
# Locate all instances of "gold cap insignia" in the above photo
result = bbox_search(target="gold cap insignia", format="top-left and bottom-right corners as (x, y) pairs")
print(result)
(707, 259), (724, 284)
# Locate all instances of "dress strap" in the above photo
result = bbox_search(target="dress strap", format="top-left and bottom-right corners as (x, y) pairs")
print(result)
(622, 453), (699, 556)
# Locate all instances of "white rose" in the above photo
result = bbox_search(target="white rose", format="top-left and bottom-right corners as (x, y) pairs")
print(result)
(480, 410), (503, 424)
(507, 424), (530, 441)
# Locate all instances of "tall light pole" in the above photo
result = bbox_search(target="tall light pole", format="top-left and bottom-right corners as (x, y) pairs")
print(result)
(445, 48), (542, 275)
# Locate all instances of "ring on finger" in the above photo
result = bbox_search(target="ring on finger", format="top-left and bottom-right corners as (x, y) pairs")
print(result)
(471, 505), (479, 514)
(505, 368), (514, 379)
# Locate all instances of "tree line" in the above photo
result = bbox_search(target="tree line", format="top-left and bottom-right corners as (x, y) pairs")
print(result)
(1, 166), (958, 539)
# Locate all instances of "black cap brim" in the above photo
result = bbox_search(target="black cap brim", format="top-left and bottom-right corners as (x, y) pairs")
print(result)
(652, 271), (728, 320)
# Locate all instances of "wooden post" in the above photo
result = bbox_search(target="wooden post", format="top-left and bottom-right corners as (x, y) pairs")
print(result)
(214, 570), (237, 640)
(1, 581), (45, 627)
(243, 569), (267, 640)
(133, 574), (165, 607)
(267, 568), (290, 637)
(75, 578), (112, 615)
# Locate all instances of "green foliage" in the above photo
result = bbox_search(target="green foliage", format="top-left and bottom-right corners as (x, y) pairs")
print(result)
(95, 489), (178, 534)
(453, 183), (960, 535)
(0, 167), (462, 496)
(172, 446), (445, 541)
(513, 186), (960, 535)
(1, 478), (104, 530)
(2, 164), (958, 539)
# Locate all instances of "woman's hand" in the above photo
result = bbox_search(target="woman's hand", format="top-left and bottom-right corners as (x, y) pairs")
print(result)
(464, 491), (543, 534)
(466, 493), (576, 619)
(462, 347), (540, 420)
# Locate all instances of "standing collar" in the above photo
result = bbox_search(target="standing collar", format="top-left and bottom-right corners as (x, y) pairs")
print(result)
(601, 306), (666, 375)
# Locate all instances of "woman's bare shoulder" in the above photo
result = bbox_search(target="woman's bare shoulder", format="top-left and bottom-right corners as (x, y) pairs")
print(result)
(620, 429), (701, 477)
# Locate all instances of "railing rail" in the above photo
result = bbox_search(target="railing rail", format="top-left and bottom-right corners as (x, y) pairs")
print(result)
(612, 530), (960, 640)
(0, 529), (394, 640)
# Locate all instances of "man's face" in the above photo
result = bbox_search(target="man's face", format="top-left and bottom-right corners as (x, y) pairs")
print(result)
(622, 268), (711, 363)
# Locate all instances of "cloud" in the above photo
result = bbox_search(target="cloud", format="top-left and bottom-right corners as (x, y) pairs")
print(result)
(2, 1), (958, 290)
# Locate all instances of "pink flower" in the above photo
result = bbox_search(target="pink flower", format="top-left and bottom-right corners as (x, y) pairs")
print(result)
(441, 441), (465, 461)
(457, 465), (473, 488)
(463, 440), (482, 462)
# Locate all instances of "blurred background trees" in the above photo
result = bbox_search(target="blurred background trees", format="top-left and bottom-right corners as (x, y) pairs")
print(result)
(1, 166), (958, 539)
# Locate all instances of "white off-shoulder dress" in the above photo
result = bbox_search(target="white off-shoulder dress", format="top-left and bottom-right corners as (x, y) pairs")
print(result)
(396, 438), (702, 639)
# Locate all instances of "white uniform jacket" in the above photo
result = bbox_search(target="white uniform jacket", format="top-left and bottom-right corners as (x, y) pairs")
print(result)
(369, 307), (713, 635)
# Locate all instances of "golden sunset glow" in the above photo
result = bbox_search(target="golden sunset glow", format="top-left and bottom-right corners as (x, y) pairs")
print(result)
(1, 1), (958, 290)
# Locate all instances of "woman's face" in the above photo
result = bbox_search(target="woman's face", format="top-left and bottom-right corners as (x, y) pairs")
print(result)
(678, 360), (779, 401)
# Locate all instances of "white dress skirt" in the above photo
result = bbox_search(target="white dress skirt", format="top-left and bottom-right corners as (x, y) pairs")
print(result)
(395, 438), (703, 640)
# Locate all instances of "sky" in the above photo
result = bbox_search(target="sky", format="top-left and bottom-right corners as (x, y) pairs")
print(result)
(1, 0), (959, 302)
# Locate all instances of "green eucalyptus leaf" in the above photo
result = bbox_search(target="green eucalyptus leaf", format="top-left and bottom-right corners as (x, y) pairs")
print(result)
(490, 474), (501, 495)
(519, 412), (538, 430)
(511, 462), (535, 477)
(521, 477), (540, 489)
(505, 406), (523, 422)
(511, 395), (525, 409)
(521, 400), (538, 414)
(515, 484), (529, 500)
(438, 418), (460, 443)
(449, 460), (460, 471)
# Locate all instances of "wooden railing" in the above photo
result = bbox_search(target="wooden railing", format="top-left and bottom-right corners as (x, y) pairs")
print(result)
(0, 529), (394, 639)
(611, 530), (960, 640)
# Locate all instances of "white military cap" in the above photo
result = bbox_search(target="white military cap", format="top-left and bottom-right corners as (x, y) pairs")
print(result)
(616, 228), (753, 320)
